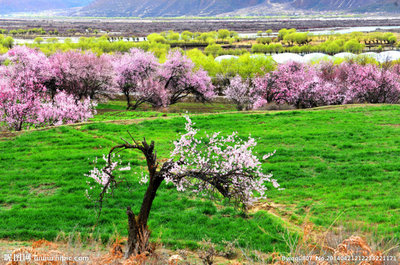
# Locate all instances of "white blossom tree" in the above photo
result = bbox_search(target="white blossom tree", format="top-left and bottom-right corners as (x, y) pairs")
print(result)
(85, 116), (279, 257)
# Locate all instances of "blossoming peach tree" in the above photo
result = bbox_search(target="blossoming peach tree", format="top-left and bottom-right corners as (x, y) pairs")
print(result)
(0, 47), (97, 131)
(85, 116), (279, 257)
(112, 49), (215, 110)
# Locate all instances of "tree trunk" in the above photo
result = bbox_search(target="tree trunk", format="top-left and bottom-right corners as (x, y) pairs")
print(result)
(125, 173), (164, 257)
(124, 91), (131, 110)
(126, 207), (138, 258)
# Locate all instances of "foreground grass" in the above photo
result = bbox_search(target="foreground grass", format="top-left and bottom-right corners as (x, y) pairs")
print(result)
(0, 104), (399, 254)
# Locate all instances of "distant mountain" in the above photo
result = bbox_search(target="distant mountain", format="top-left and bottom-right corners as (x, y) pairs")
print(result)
(2, 0), (400, 17)
(79, 0), (266, 17)
(78, 0), (400, 17)
(351, 1), (400, 13)
(291, 0), (400, 12)
(224, 0), (400, 16)
(0, 0), (92, 14)
(291, 0), (376, 10)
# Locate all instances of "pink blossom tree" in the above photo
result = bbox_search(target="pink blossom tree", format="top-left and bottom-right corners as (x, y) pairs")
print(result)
(225, 75), (267, 110)
(50, 50), (115, 101)
(4, 46), (54, 88)
(315, 62), (347, 105)
(85, 116), (278, 257)
(0, 77), (43, 131)
(225, 75), (252, 111)
(268, 62), (327, 108)
(151, 50), (215, 108)
(0, 77), (96, 131)
(1, 46), (55, 97)
(112, 50), (215, 109)
(39, 92), (97, 126)
(0, 47), (51, 130)
(252, 74), (280, 107)
(227, 62), (348, 111)
(113, 49), (160, 110)
(250, 61), (400, 109)
(0, 47), (97, 131)
(343, 63), (400, 104)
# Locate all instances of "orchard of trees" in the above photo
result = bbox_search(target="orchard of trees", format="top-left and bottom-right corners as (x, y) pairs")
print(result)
(0, 47), (215, 131)
(225, 61), (400, 110)
(2, 44), (400, 132)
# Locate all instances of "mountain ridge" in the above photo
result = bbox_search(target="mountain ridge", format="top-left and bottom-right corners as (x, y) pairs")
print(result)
(1, 0), (400, 17)
(79, 0), (400, 17)
(80, 0), (265, 17)
(0, 0), (92, 14)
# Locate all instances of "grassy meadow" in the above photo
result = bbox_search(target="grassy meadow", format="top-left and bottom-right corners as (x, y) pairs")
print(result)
(0, 103), (399, 255)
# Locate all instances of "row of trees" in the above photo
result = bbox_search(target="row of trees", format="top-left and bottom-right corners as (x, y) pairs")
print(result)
(2, 46), (399, 131)
(0, 28), (398, 58)
(204, 44), (248, 57)
(252, 38), (365, 55)
(254, 30), (398, 54)
(338, 32), (397, 46)
(279, 32), (311, 46)
(7, 27), (47, 36)
(27, 37), (171, 58)
(226, 61), (400, 110)
(0, 27), (104, 36)
(187, 49), (276, 79)
(0, 47), (216, 130)
(147, 29), (239, 44)
(281, 30), (398, 47)
(0, 32), (396, 66)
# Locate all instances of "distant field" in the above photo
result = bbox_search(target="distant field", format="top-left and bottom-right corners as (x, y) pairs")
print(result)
(0, 104), (399, 254)
(2, 17), (400, 36)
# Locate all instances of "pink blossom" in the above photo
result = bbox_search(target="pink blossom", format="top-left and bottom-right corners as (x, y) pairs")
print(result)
(112, 48), (160, 109)
(50, 50), (116, 100)
(0, 47), (97, 131)
(39, 92), (96, 126)
(154, 50), (216, 108)
(112, 49), (215, 109)
(225, 75), (253, 110)
(250, 61), (400, 109)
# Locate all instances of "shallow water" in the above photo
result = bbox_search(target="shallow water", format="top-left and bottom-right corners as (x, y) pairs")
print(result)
(309, 26), (400, 35)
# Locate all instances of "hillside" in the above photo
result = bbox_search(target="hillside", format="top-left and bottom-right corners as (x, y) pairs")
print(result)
(352, 1), (400, 13)
(291, 0), (377, 10)
(0, 0), (92, 14)
(78, 0), (400, 17)
(2, 0), (400, 17)
(79, 0), (265, 17)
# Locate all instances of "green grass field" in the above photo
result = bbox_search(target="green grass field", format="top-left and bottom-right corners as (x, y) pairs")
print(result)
(0, 103), (399, 254)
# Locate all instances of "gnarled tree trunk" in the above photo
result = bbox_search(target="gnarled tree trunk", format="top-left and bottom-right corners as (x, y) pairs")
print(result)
(120, 138), (166, 258)
(125, 173), (163, 257)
